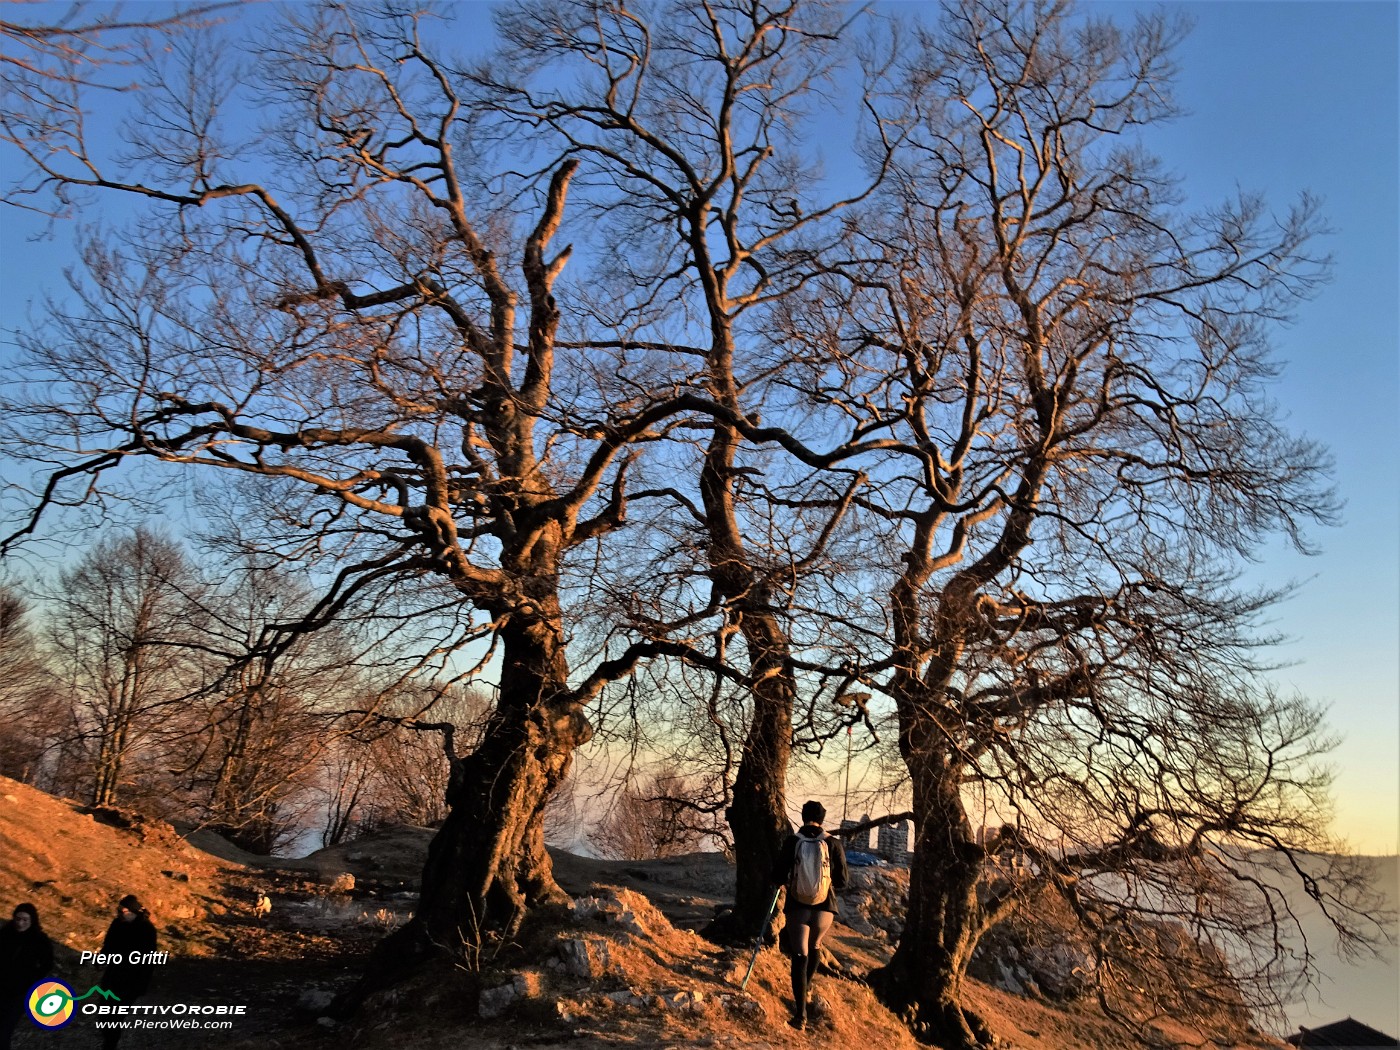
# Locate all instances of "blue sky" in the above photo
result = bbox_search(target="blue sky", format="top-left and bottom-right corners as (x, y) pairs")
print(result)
(2, 0), (1397, 854)
(1125, 1), (1399, 856)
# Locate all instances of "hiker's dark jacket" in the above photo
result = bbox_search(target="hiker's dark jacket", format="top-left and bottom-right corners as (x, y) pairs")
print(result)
(100, 914), (158, 1000)
(771, 825), (849, 916)
(0, 921), (53, 1000)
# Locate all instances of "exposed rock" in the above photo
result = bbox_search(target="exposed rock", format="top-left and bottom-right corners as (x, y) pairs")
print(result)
(569, 887), (656, 938)
(297, 987), (337, 1014)
(654, 988), (705, 1013)
(842, 866), (910, 939)
(721, 994), (763, 1018)
(603, 988), (649, 1008)
(478, 982), (518, 1018)
(558, 937), (612, 978)
(968, 887), (1095, 1002)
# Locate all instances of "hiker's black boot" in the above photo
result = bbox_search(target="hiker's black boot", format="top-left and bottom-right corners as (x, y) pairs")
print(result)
(789, 952), (808, 1029)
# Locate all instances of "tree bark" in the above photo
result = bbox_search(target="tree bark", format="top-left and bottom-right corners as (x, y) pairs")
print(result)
(871, 744), (989, 1049)
(392, 607), (587, 957)
(722, 625), (792, 938)
(699, 425), (794, 940)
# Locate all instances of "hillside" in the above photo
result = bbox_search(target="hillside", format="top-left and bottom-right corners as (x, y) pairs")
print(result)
(0, 776), (1310, 1049)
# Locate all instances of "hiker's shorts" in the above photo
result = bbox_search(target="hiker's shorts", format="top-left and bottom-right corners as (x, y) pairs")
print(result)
(784, 904), (833, 956)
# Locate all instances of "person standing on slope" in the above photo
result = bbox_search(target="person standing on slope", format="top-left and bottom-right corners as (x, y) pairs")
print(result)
(98, 895), (158, 1050)
(770, 800), (848, 1031)
(0, 903), (54, 1050)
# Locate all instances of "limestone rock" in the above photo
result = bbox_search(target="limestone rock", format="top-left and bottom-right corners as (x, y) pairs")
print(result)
(478, 982), (518, 1019)
(558, 937), (611, 978)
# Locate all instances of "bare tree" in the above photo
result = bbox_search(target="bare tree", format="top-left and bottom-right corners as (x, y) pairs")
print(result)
(0, 582), (62, 782)
(315, 737), (377, 849)
(0, 2), (700, 962)
(175, 558), (364, 854)
(44, 526), (208, 808)
(1, 3), (1385, 1041)
(335, 682), (492, 837)
(476, 0), (898, 934)
(1, 1), (231, 214)
(1, 2), (225, 76)
(592, 763), (710, 861)
(774, 2), (1385, 1043)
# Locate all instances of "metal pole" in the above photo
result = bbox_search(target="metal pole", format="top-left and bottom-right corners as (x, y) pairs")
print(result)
(842, 724), (852, 825)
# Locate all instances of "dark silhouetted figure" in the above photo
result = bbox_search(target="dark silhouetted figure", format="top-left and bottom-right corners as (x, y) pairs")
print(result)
(99, 895), (158, 1049)
(0, 903), (54, 1050)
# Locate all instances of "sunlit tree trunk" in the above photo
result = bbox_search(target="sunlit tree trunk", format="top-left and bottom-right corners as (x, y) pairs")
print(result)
(408, 606), (587, 949)
(701, 429), (794, 937)
(872, 737), (988, 1049)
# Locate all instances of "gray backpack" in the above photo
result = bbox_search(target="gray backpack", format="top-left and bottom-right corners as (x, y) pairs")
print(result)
(790, 833), (832, 905)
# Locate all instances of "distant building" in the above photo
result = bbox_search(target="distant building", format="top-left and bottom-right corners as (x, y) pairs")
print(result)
(877, 820), (909, 858)
(839, 814), (871, 851)
(975, 823), (1032, 874)
(1286, 1018), (1399, 1049)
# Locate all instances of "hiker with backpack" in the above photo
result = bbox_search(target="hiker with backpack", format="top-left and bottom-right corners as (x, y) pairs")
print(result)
(769, 800), (848, 1031)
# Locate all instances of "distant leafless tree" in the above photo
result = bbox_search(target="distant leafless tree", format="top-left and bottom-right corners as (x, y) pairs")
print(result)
(314, 682), (494, 847)
(44, 527), (208, 808)
(174, 558), (366, 854)
(362, 683), (491, 833)
(0, 583), (62, 783)
(315, 739), (375, 850)
(592, 763), (710, 861)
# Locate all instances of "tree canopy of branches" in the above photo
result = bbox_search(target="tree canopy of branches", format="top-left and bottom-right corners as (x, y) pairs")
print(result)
(1, 1), (230, 214)
(471, 0), (900, 935)
(45, 526), (209, 808)
(1, 0), (712, 962)
(0, 0), (1387, 1042)
(777, 4), (1375, 1044)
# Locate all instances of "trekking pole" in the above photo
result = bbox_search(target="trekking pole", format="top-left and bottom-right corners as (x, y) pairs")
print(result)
(739, 886), (782, 991)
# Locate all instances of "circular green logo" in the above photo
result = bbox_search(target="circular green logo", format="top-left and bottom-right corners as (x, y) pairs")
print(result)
(28, 980), (76, 1028)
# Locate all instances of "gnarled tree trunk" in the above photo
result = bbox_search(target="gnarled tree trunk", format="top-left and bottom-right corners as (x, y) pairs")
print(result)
(701, 427), (794, 940)
(723, 620), (793, 938)
(871, 743), (989, 1048)
(379, 606), (589, 963)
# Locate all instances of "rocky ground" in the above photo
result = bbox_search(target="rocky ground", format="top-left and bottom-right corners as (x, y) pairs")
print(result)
(1, 776), (1294, 1049)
